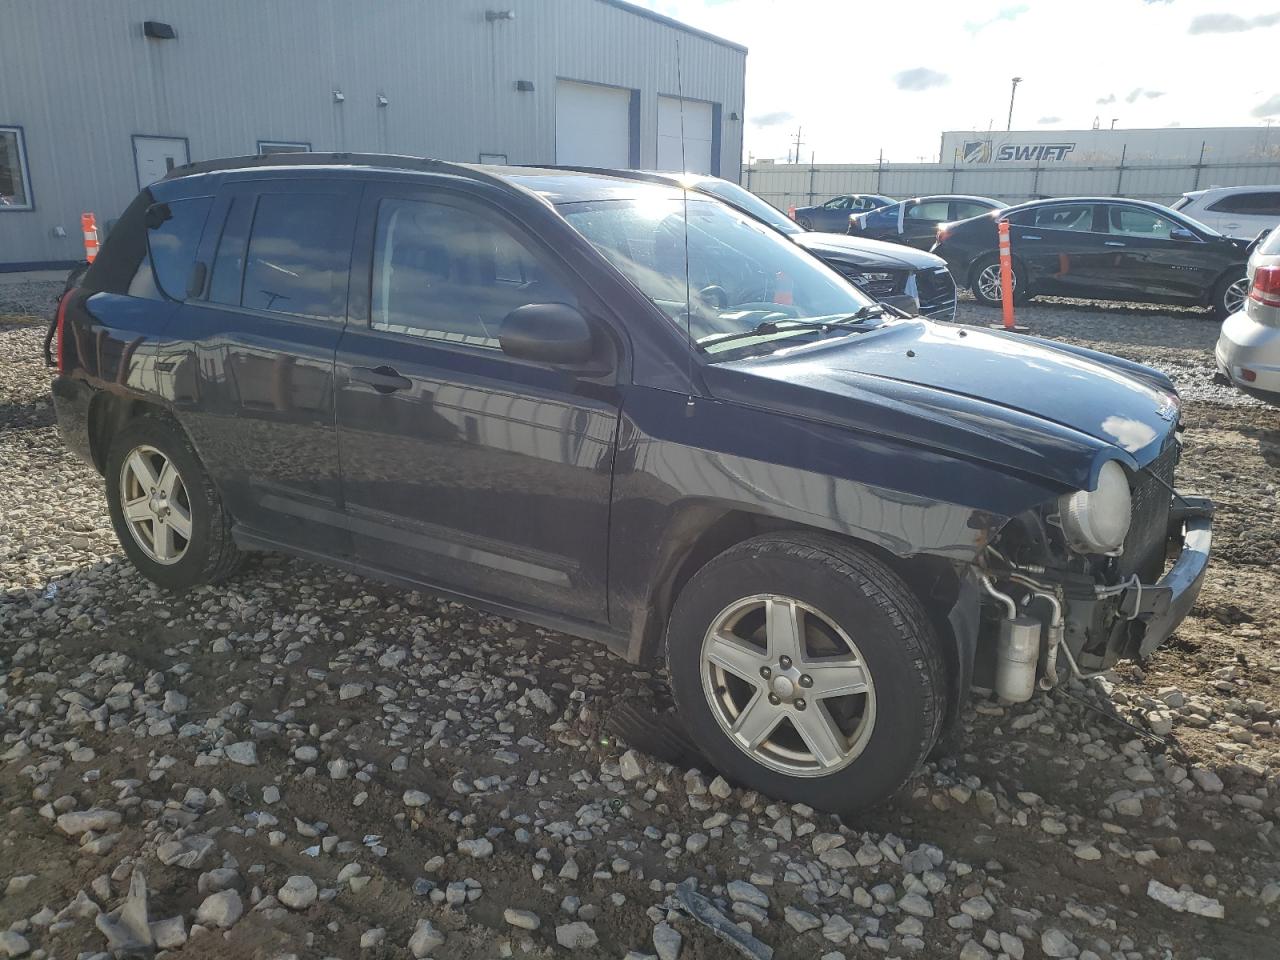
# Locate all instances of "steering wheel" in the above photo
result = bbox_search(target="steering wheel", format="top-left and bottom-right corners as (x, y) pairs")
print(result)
(697, 285), (729, 309)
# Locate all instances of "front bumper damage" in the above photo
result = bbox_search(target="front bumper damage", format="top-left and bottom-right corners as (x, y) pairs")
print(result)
(978, 494), (1213, 701)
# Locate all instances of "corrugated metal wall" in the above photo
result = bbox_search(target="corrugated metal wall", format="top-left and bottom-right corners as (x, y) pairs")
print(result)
(0, 0), (745, 267)
(745, 159), (1280, 211)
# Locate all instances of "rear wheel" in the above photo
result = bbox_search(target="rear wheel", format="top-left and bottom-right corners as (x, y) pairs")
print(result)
(796, 216), (813, 230)
(105, 416), (242, 590)
(1212, 270), (1249, 320)
(971, 254), (1029, 307)
(665, 533), (945, 813)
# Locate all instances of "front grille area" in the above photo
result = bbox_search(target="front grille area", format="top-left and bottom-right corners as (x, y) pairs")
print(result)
(839, 267), (908, 300)
(1118, 440), (1178, 582)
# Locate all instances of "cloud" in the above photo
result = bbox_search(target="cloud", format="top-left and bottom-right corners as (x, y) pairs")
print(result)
(1253, 94), (1280, 117)
(1123, 87), (1165, 103)
(1038, 116), (1061, 124)
(1189, 12), (1280, 34)
(964, 4), (1029, 33)
(751, 111), (794, 127)
(1096, 93), (1116, 105)
(893, 67), (949, 92)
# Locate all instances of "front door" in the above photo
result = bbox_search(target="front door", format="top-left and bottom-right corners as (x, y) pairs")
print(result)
(134, 136), (190, 188)
(1101, 203), (1218, 301)
(334, 184), (621, 622)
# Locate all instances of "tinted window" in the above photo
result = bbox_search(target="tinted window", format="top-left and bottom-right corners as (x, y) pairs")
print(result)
(241, 193), (352, 320)
(696, 179), (799, 234)
(145, 197), (212, 300)
(1206, 191), (1280, 216)
(1108, 205), (1177, 239)
(209, 198), (249, 306)
(952, 200), (996, 220)
(371, 196), (578, 347)
(907, 200), (950, 221)
(823, 197), (851, 209)
(1261, 227), (1280, 256)
(1027, 203), (1095, 232)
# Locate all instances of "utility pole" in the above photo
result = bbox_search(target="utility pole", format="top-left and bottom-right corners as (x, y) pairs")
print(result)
(1111, 118), (1118, 130)
(791, 127), (804, 164)
(1006, 77), (1022, 131)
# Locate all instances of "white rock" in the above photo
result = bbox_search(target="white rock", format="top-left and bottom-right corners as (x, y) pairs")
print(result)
(1190, 766), (1224, 792)
(150, 916), (187, 949)
(56, 808), (121, 835)
(785, 905), (821, 932)
(899, 893), (934, 918)
(224, 741), (258, 766)
(458, 837), (493, 859)
(727, 880), (769, 909)
(403, 789), (431, 807)
(619, 750), (646, 781)
(278, 875), (318, 910)
(360, 928), (386, 948)
(409, 919), (446, 957)
(195, 890), (243, 929)
(1039, 928), (1077, 958)
(653, 920), (682, 960)
(1146, 880), (1224, 919)
(556, 921), (599, 950)
(0, 932), (31, 958)
(505, 908), (541, 931)
(339, 682), (367, 700)
(708, 776), (732, 799)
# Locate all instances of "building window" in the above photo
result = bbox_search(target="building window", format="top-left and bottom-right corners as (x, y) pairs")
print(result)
(257, 141), (311, 156)
(0, 126), (33, 211)
(478, 152), (508, 165)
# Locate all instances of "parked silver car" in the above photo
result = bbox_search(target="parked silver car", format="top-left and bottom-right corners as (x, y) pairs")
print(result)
(1216, 227), (1280, 402)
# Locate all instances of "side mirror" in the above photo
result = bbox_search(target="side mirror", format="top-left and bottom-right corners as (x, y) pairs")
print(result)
(1169, 227), (1198, 242)
(499, 302), (594, 364)
(879, 294), (920, 316)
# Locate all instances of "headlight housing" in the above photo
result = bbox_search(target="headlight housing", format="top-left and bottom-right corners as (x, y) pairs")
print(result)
(1058, 461), (1132, 555)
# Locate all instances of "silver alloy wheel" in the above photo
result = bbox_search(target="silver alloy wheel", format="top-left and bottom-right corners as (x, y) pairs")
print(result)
(118, 444), (192, 565)
(977, 262), (1014, 302)
(1222, 276), (1249, 316)
(699, 594), (877, 777)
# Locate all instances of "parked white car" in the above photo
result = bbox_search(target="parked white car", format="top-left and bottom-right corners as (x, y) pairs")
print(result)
(1216, 227), (1280, 402)
(1173, 186), (1280, 240)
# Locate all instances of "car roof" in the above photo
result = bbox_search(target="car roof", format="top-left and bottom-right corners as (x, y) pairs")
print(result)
(999, 196), (1180, 214)
(905, 195), (1000, 204)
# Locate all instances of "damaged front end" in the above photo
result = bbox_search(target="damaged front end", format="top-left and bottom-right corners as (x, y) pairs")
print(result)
(973, 436), (1214, 702)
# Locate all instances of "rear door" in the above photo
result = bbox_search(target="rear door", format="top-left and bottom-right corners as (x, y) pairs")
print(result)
(900, 199), (951, 248)
(176, 178), (360, 553)
(1007, 202), (1106, 296)
(333, 182), (621, 622)
(1203, 190), (1280, 239)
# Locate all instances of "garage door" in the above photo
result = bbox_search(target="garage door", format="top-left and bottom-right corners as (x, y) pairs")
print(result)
(657, 96), (714, 175)
(555, 80), (633, 168)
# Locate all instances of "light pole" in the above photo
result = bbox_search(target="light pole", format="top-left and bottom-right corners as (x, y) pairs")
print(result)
(1006, 77), (1022, 131)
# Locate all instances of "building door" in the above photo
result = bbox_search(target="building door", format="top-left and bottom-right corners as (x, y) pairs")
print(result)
(657, 96), (714, 174)
(555, 80), (633, 168)
(133, 136), (189, 188)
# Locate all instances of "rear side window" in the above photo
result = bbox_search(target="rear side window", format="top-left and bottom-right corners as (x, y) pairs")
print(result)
(952, 200), (995, 220)
(1206, 191), (1280, 216)
(907, 200), (950, 221)
(145, 197), (212, 299)
(240, 193), (351, 320)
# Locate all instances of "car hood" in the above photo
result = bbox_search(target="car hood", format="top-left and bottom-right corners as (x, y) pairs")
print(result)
(704, 319), (1179, 492)
(794, 232), (945, 270)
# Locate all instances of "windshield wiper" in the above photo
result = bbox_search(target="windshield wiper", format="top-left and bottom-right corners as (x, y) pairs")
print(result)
(696, 317), (849, 352)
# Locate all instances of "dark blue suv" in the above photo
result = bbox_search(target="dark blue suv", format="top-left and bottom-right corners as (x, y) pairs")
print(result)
(49, 154), (1213, 813)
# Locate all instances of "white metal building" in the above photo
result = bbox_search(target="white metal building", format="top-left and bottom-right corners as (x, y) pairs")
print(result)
(0, 0), (746, 270)
(940, 126), (1280, 166)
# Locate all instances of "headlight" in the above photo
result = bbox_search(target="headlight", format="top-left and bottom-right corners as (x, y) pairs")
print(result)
(1058, 461), (1132, 555)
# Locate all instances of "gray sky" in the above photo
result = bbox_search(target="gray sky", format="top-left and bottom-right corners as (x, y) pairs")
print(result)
(636, 0), (1280, 162)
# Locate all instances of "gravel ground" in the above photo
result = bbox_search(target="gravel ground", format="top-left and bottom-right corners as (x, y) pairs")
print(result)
(2, 283), (1278, 960)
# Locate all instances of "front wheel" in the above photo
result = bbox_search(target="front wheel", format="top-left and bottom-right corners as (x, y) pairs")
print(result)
(105, 416), (243, 591)
(665, 533), (946, 814)
(970, 254), (1029, 307)
(1212, 270), (1249, 320)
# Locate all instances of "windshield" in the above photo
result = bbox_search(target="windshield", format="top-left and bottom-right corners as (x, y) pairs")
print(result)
(693, 179), (802, 235)
(559, 197), (876, 356)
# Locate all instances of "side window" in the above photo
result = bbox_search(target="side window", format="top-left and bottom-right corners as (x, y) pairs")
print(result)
(824, 197), (850, 210)
(1108, 205), (1175, 239)
(906, 200), (950, 221)
(1030, 203), (1095, 232)
(1207, 192), (1280, 216)
(208, 197), (249, 306)
(140, 197), (212, 300)
(370, 196), (579, 348)
(240, 193), (352, 320)
(952, 200), (995, 220)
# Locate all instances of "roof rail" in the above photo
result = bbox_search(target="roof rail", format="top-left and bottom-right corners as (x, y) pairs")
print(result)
(161, 151), (517, 194)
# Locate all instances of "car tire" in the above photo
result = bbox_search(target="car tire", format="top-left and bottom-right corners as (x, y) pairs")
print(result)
(664, 532), (946, 814)
(970, 254), (1030, 308)
(105, 415), (243, 591)
(796, 217), (813, 230)
(1211, 270), (1249, 320)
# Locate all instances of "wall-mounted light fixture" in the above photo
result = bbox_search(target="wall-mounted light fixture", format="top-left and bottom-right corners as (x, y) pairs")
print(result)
(333, 90), (345, 103)
(485, 9), (516, 21)
(515, 80), (535, 92)
(143, 20), (176, 40)
(377, 94), (389, 107)
(729, 111), (741, 121)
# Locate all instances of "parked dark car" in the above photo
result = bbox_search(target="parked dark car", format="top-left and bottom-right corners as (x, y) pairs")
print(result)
(552, 169), (955, 319)
(49, 154), (1212, 813)
(850, 195), (1007, 249)
(932, 197), (1252, 317)
(792, 194), (894, 232)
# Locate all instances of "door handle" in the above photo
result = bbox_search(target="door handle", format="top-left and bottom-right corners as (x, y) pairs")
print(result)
(349, 365), (412, 393)
(1104, 241), (1126, 247)
(1020, 234), (1042, 240)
